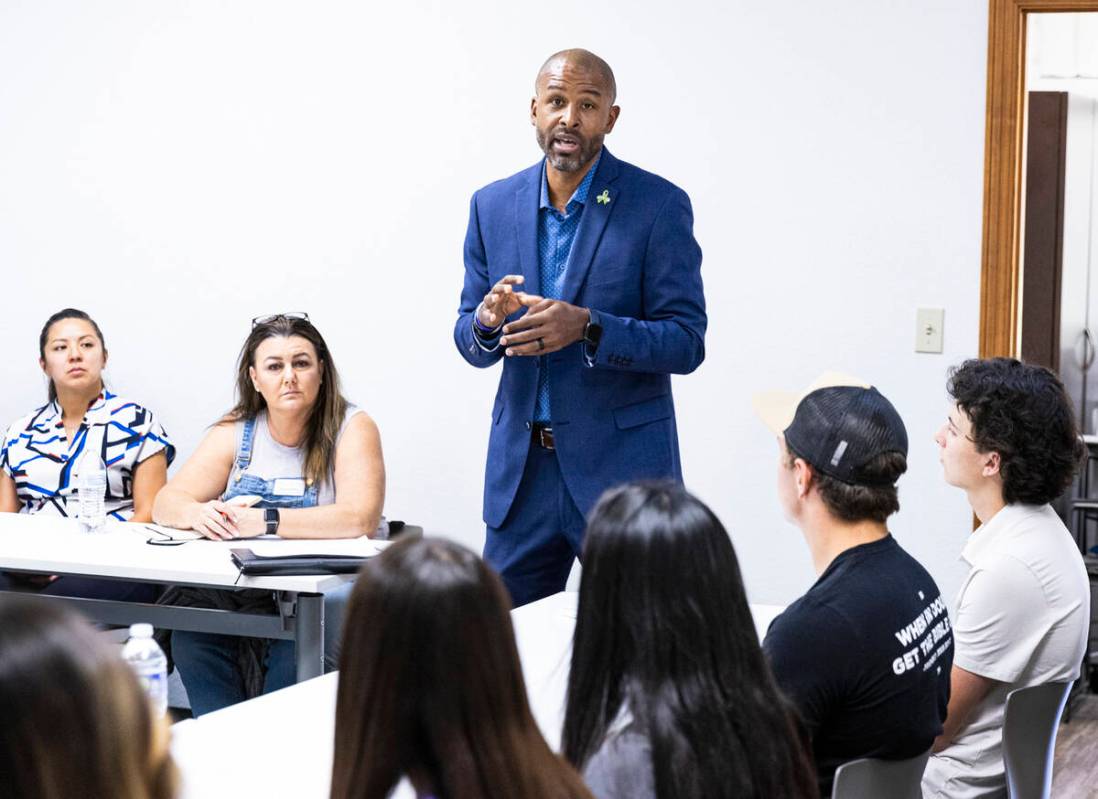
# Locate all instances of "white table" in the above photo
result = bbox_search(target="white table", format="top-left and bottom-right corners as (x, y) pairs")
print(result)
(170, 591), (786, 799)
(0, 512), (384, 680)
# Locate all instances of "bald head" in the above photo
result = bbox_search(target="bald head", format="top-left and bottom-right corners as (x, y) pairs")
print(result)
(535, 49), (617, 103)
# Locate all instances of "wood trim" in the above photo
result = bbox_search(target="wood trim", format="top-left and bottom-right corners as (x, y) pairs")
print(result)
(981, 0), (1098, 359)
(1019, 91), (1068, 370)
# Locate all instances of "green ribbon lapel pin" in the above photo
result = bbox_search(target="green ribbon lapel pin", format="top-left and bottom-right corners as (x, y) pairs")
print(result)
(596, 189), (611, 205)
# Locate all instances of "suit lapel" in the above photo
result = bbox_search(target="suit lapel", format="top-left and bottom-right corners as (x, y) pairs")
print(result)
(561, 148), (621, 305)
(514, 163), (542, 297)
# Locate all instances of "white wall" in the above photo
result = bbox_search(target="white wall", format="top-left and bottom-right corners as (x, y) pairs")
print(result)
(0, 1), (987, 606)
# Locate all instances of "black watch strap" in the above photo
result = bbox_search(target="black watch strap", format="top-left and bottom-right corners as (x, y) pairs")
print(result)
(583, 319), (604, 350)
(264, 507), (281, 536)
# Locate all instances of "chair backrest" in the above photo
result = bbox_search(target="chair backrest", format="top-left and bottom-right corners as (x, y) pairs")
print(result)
(831, 750), (930, 799)
(1002, 681), (1072, 799)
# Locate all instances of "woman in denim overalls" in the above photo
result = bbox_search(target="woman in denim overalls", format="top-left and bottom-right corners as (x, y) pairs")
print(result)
(154, 314), (385, 715)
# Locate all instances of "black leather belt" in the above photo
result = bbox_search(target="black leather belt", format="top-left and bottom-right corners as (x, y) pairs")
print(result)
(531, 423), (555, 450)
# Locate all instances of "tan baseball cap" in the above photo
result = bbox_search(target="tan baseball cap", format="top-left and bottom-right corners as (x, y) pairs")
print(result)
(753, 371), (908, 485)
(752, 371), (872, 435)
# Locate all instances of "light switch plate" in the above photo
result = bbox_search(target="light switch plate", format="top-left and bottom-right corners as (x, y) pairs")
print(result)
(916, 308), (945, 353)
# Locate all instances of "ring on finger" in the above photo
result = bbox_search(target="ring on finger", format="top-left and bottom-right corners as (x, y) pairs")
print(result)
(537, 337), (545, 351)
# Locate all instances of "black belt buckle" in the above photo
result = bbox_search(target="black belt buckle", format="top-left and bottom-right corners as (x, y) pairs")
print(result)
(533, 423), (554, 450)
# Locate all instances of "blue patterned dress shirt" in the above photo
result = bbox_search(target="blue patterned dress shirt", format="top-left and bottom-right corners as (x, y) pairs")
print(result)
(533, 152), (601, 423)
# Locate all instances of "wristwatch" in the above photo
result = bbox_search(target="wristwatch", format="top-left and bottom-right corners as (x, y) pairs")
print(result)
(264, 508), (281, 536)
(583, 311), (603, 353)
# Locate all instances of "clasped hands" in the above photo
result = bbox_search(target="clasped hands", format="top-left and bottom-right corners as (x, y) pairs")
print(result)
(478, 275), (589, 356)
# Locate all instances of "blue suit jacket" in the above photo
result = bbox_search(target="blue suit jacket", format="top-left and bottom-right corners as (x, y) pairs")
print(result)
(454, 148), (706, 528)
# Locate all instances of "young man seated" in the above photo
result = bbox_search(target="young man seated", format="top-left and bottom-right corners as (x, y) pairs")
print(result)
(754, 373), (953, 797)
(923, 358), (1089, 798)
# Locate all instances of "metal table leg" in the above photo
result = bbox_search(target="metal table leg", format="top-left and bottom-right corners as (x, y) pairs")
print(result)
(294, 592), (325, 682)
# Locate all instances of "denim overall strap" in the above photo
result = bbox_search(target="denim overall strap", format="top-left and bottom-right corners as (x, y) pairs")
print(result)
(232, 416), (257, 482)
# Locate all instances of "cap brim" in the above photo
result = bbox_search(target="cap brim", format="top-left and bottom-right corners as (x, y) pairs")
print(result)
(752, 371), (873, 435)
(752, 390), (800, 434)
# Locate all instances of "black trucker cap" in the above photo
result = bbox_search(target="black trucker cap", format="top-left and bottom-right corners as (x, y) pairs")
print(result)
(753, 372), (908, 486)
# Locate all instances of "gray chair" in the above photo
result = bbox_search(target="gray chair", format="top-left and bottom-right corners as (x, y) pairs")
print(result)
(831, 750), (930, 799)
(1002, 681), (1072, 799)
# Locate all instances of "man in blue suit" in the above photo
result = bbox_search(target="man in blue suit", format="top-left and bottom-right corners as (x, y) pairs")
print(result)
(454, 49), (707, 606)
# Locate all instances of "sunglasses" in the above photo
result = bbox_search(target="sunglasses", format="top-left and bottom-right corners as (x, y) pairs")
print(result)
(252, 312), (310, 328)
(144, 526), (189, 547)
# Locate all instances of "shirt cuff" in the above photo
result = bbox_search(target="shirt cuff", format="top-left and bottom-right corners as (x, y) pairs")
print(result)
(582, 308), (601, 366)
(472, 304), (503, 352)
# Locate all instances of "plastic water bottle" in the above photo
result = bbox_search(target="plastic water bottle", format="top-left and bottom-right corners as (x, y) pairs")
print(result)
(76, 449), (107, 533)
(122, 623), (168, 717)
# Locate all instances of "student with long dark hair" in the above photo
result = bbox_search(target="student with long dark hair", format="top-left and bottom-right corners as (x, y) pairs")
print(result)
(331, 537), (592, 799)
(562, 482), (818, 799)
(0, 595), (178, 799)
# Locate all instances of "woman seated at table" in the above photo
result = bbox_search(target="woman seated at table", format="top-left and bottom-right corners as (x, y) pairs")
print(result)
(331, 536), (592, 799)
(0, 594), (178, 799)
(0, 308), (175, 601)
(562, 482), (819, 799)
(153, 312), (384, 715)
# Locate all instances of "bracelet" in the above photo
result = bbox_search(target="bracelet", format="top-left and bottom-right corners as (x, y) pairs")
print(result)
(473, 303), (504, 335)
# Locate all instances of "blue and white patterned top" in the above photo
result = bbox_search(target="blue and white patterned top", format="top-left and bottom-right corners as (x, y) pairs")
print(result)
(1, 390), (176, 520)
(534, 152), (601, 423)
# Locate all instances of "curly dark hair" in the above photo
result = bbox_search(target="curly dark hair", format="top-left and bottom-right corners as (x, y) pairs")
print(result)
(947, 357), (1084, 505)
(786, 445), (906, 523)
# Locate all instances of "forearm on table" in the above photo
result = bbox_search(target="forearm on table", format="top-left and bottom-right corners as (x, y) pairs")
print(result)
(275, 502), (382, 539)
(129, 505), (154, 524)
(151, 488), (202, 529)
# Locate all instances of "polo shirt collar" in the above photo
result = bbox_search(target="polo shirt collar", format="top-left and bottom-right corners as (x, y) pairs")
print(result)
(539, 150), (602, 212)
(962, 502), (1045, 567)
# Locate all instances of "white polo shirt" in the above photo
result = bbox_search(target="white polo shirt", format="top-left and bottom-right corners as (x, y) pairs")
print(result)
(923, 503), (1089, 798)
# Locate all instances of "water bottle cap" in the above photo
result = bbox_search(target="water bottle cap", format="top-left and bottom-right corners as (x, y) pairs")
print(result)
(129, 623), (154, 638)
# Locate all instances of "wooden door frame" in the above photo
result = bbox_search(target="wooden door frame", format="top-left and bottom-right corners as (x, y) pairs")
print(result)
(981, 0), (1098, 357)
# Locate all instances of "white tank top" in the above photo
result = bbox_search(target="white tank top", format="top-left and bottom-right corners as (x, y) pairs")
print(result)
(234, 405), (362, 505)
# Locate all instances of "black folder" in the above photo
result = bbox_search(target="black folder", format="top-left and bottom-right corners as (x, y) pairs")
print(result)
(229, 548), (371, 576)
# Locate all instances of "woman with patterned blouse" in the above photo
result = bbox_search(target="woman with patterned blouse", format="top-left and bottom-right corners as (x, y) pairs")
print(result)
(0, 308), (175, 599)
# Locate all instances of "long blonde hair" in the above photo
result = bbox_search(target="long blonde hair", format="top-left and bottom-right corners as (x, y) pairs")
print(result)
(0, 596), (178, 799)
(225, 315), (348, 487)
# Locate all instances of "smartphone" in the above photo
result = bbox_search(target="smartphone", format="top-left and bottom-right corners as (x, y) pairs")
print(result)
(226, 495), (263, 508)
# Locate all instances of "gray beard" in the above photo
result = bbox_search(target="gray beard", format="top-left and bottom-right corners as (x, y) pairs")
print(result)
(536, 128), (599, 173)
(546, 151), (585, 172)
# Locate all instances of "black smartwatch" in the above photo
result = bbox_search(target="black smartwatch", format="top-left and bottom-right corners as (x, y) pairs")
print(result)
(264, 508), (281, 536)
(583, 312), (603, 353)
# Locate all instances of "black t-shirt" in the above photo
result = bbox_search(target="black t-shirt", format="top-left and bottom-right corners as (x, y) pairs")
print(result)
(763, 534), (953, 797)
